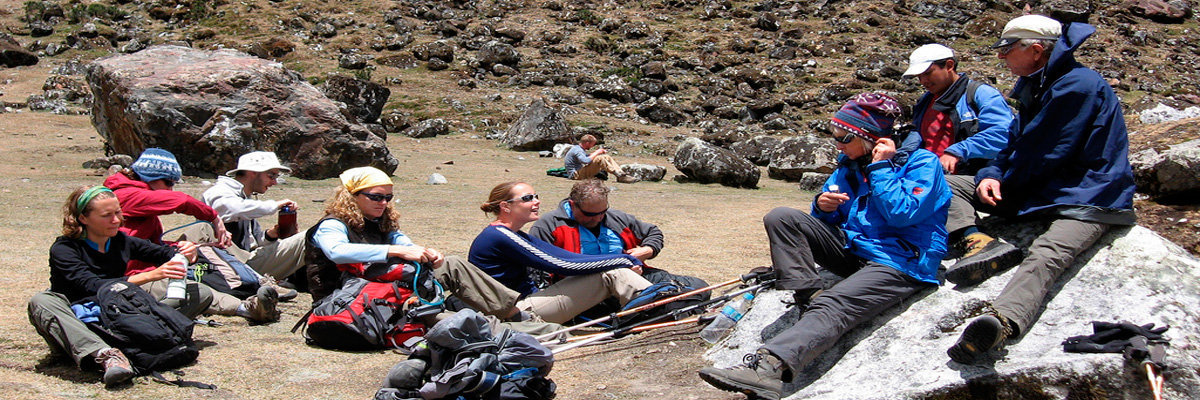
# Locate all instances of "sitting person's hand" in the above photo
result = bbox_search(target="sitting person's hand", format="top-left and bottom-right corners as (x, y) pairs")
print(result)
(153, 259), (187, 281)
(625, 246), (654, 261)
(174, 241), (199, 263)
(816, 191), (850, 213)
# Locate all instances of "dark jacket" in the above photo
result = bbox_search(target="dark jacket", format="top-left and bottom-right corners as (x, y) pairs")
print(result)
(813, 149), (950, 284)
(976, 22), (1136, 225)
(468, 225), (642, 296)
(49, 233), (177, 303)
(907, 73), (1014, 174)
(528, 199), (664, 259)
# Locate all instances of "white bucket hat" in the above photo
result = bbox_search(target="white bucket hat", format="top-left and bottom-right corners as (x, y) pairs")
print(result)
(226, 151), (292, 176)
(992, 15), (1062, 48)
(902, 44), (955, 77)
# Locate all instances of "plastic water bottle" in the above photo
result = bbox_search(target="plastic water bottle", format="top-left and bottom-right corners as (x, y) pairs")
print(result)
(164, 253), (189, 300)
(700, 292), (755, 343)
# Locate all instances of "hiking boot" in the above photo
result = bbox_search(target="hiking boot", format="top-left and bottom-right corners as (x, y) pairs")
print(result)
(259, 275), (298, 302)
(383, 358), (429, 389)
(94, 347), (135, 386)
(616, 174), (639, 184)
(945, 233), (1022, 286)
(948, 313), (1013, 364)
(241, 286), (280, 323)
(698, 350), (786, 400)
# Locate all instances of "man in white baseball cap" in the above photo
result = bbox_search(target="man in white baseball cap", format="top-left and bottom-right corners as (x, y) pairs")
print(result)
(900, 42), (1019, 294)
(203, 151), (304, 299)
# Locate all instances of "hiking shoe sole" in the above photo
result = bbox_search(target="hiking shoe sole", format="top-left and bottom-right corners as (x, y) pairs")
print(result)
(945, 241), (1022, 286)
(102, 365), (135, 387)
(948, 315), (1005, 365)
(698, 367), (781, 400)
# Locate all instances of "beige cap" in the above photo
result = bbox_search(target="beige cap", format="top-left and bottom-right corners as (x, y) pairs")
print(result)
(992, 15), (1061, 48)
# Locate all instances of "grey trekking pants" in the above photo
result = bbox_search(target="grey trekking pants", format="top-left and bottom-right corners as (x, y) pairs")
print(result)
(993, 218), (1109, 335)
(945, 175), (981, 236)
(763, 207), (862, 291)
(761, 263), (930, 374)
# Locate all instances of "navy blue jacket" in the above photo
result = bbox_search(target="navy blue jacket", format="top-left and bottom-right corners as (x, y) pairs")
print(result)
(976, 22), (1136, 225)
(813, 149), (950, 284)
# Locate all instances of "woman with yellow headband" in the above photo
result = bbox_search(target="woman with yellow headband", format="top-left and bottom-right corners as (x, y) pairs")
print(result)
(305, 167), (528, 321)
(26, 186), (214, 386)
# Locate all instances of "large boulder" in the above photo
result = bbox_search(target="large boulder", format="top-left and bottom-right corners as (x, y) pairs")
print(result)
(674, 137), (760, 188)
(322, 75), (390, 124)
(498, 98), (573, 151)
(767, 135), (839, 181)
(1130, 139), (1200, 201)
(707, 224), (1200, 399)
(731, 135), (782, 166)
(621, 163), (666, 182)
(635, 98), (688, 126)
(1, 33), (38, 68)
(87, 45), (397, 179)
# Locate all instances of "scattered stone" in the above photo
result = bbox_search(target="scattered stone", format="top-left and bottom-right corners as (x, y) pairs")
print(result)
(621, 163), (666, 182)
(401, 118), (449, 138)
(338, 53), (369, 70)
(478, 40), (521, 68)
(767, 135), (840, 181)
(1130, 139), (1200, 201)
(427, 173), (448, 185)
(82, 154), (134, 169)
(1139, 103), (1200, 124)
(247, 37), (295, 59)
(673, 137), (760, 188)
(498, 98), (573, 151)
(635, 98), (688, 126)
(322, 75), (390, 124)
(731, 135), (783, 166)
(1, 33), (39, 67)
(797, 172), (831, 192)
(1126, 0), (1193, 23)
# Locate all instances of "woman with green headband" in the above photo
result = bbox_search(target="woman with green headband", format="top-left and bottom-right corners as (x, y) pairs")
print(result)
(26, 186), (214, 386)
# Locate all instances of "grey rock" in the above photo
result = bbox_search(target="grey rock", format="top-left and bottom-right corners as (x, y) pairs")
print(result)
(323, 75), (390, 124)
(1, 33), (39, 67)
(478, 40), (521, 68)
(498, 98), (572, 151)
(707, 225), (1200, 400)
(1130, 139), (1200, 200)
(621, 163), (666, 182)
(797, 172), (831, 192)
(635, 98), (688, 126)
(29, 20), (54, 37)
(338, 53), (369, 70)
(1139, 103), (1200, 124)
(82, 154), (134, 169)
(674, 137), (760, 188)
(412, 40), (454, 62)
(87, 45), (396, 179)
(380, 111), (412, 133)
(731, 135), (782, 166)
(1127, 0), (1193, 23)
(767, 135), (839, 181)
(641, 61), (667, 80)
(426, 173), (447, 185)
(402, 118), (449, 138)
(538, 150), (553, 158)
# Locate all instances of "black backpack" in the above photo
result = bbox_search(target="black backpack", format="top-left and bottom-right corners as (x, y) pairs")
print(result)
(86, 281), (200, 372)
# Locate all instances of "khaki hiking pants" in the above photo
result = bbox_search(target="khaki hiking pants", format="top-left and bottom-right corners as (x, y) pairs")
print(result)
(573, 154), (624, 180)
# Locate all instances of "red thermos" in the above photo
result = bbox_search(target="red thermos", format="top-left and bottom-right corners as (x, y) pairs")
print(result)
(278, 205), (298, 239)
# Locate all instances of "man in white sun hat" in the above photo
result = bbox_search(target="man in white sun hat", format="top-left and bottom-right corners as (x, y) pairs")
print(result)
(203, 151), (307, 296)
(899, 42), (1021, 289)
(946, 14), (1136, 365)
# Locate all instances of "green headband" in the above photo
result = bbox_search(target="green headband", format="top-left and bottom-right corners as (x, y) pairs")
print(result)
(76, 186), (113, 213)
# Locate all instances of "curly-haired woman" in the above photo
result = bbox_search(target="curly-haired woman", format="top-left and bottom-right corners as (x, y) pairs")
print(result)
(26, 186), (213, 386)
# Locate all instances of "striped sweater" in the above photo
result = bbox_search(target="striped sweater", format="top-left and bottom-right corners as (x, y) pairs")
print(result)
(468, 224), (641, 296)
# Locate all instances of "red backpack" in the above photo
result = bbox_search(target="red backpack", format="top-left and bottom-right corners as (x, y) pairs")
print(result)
(294, 261), (443, 350)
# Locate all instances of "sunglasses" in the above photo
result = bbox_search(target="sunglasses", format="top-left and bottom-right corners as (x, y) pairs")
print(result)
(997, 42), (1026, 56)
(506, 193), (539, 203)
(161, 179), (177, 187)
(571, 200), (608, 217)
(358, 192), (394, 202)
(831, 134), (856, 144)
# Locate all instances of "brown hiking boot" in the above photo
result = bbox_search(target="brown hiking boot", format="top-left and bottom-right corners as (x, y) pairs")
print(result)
(616, 174), (639, 184)
(94, 347), (135, 386)
(945, 233), (1022, 286)
(241, 286), (280, 323)
(948, 312), (1014, 364)
(259, 275), (298, 302)
(698, 350), (786, 400)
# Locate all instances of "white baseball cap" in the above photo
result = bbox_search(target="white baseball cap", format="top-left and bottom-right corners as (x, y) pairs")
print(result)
(992, 15), (1061, 48)
(226, 151), (292, 176)
(902, 44), (955, 77)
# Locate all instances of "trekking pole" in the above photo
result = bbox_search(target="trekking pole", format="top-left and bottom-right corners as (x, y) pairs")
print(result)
(534, 277), (742, 341)
(549, 280), (774, 354)
(562, 315), (705, 343)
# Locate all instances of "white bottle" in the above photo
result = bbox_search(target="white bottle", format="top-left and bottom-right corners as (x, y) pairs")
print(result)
(700, 292), (755, 343)
(164, 253), (189, 300)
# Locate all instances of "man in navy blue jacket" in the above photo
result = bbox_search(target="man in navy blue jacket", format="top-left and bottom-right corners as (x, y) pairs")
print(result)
(699, 93), (950, 400)
(947, 15), (1137, 364)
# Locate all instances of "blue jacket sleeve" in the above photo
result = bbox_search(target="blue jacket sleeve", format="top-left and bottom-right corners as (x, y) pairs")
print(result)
(945, 85), (1013, 161)
(864, 154), (948, 227)
(488, 226), (641, 276)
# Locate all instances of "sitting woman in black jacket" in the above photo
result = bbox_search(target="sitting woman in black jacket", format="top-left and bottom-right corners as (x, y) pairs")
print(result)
(26, 186), (212, 386)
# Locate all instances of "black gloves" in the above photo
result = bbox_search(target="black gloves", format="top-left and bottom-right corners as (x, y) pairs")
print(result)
(1062, 320), (1169, 354)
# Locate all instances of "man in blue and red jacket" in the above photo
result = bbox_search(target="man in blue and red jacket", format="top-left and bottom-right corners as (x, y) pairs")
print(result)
(529, 179), (663, 262)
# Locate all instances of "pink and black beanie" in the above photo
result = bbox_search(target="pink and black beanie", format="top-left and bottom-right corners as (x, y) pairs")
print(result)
(830, 93), (903, 142)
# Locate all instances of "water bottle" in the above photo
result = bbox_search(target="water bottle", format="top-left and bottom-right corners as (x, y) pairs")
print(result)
(277, 204), (298, 239)
(700, 292), (755, 343)
(164, 253), (189, 300)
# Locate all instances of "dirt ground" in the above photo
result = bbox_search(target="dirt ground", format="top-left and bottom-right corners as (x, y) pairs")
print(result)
(0, 63), (786, 399)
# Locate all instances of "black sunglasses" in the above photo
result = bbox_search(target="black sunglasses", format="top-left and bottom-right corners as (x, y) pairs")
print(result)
(832, 134), (856, 144)
(358, 192), (394, 202)
(572, 200), (607, 217)
(161, 179), (177, 187)
(506, 193), (538, 203)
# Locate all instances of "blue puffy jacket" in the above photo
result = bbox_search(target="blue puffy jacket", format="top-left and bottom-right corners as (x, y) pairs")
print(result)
(907, 73), (1014, 174)
(976, 22), (1136, 226)
(812, 149), (950, 284)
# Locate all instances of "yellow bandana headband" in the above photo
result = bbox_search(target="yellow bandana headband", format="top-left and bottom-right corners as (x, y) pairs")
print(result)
(339, 167), (392, 194)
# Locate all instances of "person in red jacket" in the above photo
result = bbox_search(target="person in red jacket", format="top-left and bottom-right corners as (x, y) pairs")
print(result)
(528, 179), (662, 261)
(104, 148), (279, 323)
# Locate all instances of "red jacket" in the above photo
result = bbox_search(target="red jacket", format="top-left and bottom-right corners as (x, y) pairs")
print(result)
(104, 172), (217, 274)
(528, 199), (664, 258)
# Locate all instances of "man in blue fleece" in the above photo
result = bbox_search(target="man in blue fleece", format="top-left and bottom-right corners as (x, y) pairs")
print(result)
(947, 15), (1137, 364)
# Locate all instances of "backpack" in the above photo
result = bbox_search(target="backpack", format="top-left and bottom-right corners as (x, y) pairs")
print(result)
(545, 167), (571, 178)
(86, 281), (199, 372)
(296, 260), (443, 351)
(380, 309), (556, 400)
(191, 245), (261, 299)
(615, 270), (710, 326)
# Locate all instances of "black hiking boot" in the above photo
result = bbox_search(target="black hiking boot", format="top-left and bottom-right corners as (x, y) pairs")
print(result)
(948, 313), (1014, 364)
(698, 350), (786, 400)
(945, 233), (1022, 286)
